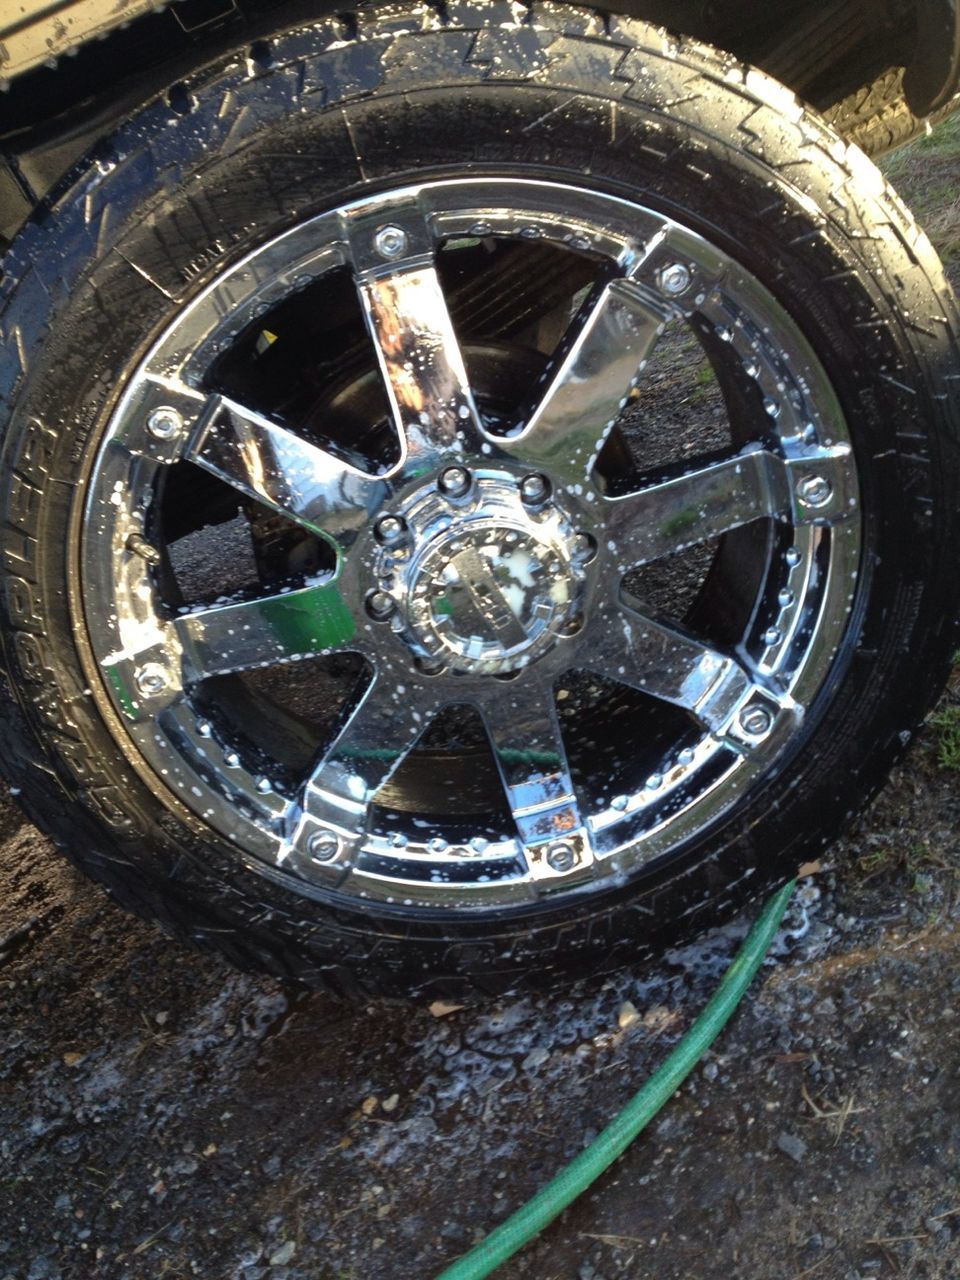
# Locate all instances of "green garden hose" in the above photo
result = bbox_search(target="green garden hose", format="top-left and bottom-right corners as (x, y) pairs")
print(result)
(435, 878), (797, 1280)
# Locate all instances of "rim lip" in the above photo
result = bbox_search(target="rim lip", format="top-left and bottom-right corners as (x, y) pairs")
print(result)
(75, 176), (863, 912)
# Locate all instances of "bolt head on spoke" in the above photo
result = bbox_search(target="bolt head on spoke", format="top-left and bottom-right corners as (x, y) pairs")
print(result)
(546, 841), (578, 872)
(146, 406), (184, 440)
(738, 703), (775, 737)
(520, 473), (550, 505)
(658, 262), (692, 296)
(307, 830), (342, 863)
(796, 474), (832, 507)
(374, 225), (409, 260)
(135, 663), (168, 696)
(375, 514), (407, 545)
(438, 465), (471, 498)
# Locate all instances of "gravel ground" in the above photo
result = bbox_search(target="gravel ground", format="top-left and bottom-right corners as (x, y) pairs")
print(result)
(2, 106), (960, 1280)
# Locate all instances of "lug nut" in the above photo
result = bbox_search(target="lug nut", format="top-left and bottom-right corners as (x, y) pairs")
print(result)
(546, 841), (578, 873)
(366, 590), (396, 621)
(135, 663), (168, 696)
(796, 474), (832, 507)
(572, 532), (597, 563)
(307, 830), (341, 863)
(415, 655), (446, 676)
(146, 406), (184, 441)
(374, 225), (408, 260)
(739, 703), (774, 737)
(520, 473), (550, 505)
(658, 262), (692, 296)
(375, 514), (407, 545)
(438, 465), (471, 498)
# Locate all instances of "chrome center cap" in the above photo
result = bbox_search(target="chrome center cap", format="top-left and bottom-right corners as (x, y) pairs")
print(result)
(373, 472), (588, 676)
(410, 523), (574, 671)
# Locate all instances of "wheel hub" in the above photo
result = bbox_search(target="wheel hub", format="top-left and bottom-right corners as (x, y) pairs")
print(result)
(373, 471), (588, 675)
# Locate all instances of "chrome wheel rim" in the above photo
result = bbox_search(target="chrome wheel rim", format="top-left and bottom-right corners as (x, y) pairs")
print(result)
(80, 178), (861, 908)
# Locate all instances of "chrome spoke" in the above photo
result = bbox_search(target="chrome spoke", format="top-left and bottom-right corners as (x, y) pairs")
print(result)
(606, 447), (783, 568)
(186, 393), (388, 548)
(502, 278), (670, 487)
(587, 604), (754, 733)
(478, 682), (593, 875)
(605, 444), (856, 570)
(346, 214), (486, 466)
(175, 580), (358, 681)
(302, 671), (432, 834)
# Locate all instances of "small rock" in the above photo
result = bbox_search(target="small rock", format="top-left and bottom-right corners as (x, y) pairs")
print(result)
(360, 1096), (379, 1116)
(27, 1260), (58, 1280)
(643, 1006), (681, 1034)
(776, 1132), (807, 1163)
(381, 1093), (400, 1113)
(268, 1240), (296, 1267)
(521, 1046), (550, 1072)
(617, 1000), (641, 1030)
(428, 1000), (464, 1018)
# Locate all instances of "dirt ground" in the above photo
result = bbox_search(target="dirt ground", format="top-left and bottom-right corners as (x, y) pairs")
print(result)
(3, 112), (960, 1280)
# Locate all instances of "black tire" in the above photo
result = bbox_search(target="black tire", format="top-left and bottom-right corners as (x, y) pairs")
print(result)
(824, 65), (960, 158)
(1, 2), (958, 999)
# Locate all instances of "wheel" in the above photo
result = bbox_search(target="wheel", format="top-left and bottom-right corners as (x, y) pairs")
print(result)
(1, 3), (958, 998)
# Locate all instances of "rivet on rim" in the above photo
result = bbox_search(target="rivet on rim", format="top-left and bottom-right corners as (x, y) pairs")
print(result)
(738, 703), (774, 737)
(374, 225), (408, 260)
(135, 663), (168, 696)
(146, 406), (184, 441)
(796, 474), (832, 507)
(545, 841), (578, 873)
(307, 830), (341, 863)
(658, 262), (692, 296)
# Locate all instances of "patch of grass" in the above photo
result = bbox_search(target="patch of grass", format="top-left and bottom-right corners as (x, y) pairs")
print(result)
(856, 845), (897, 877)
(880, 115), (960, 263)
(929, 704), (960, 770)
(855, 840), (954, 891)
(688, 360), (718, 403)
